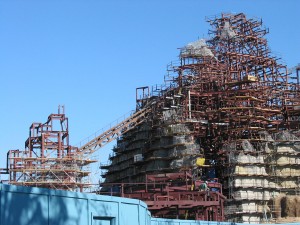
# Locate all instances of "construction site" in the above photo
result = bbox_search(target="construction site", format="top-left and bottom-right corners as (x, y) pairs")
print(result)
(2, 13), (300, 224)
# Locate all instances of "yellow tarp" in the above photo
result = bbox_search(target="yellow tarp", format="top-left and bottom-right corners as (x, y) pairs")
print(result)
(196, 158), (205, 166)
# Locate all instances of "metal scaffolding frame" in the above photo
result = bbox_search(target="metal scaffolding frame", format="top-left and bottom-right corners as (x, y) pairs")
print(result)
(8, 109), (96, 191)
(100, 13), (300, 223)
(4, 13), (300, 223)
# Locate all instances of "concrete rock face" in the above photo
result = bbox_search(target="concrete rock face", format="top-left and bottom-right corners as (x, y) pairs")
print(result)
(101, 13), (300, 223)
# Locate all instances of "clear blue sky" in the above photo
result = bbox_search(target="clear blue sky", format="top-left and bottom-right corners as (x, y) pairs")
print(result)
(0, 0), (299, 178)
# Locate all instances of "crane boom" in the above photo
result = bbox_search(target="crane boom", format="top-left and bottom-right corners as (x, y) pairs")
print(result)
(77, 108), (149, 159)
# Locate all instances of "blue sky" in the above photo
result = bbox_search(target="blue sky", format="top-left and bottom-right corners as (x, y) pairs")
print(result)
(0, 0), (299, 179)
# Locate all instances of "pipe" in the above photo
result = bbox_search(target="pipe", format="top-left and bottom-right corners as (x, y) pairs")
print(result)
(6, 151), (9, 173)
(188, 90), (191, 119)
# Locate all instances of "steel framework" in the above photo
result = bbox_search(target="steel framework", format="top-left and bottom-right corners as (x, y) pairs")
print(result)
(100, 13), (300, 223)
(99, 172), (225, 221)
(8, 109), (96, 191)
(4, 12), (300, 223)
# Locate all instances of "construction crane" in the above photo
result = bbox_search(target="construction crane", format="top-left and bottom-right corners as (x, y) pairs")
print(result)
(77, 107), (150, 159)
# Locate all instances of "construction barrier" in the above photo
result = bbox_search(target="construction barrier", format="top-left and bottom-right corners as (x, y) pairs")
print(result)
(0, 184), (299, 225)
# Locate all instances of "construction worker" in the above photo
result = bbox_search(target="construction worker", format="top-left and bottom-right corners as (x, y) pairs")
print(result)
(199, 181), (208, 191)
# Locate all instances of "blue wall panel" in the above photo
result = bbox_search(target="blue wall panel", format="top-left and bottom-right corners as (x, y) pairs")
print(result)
(90, 199), (118, 219)
(0, 184), (152, 225)
(1, 190), (49, 225)
(138, 204), (149, 225)
(49, 196), (88, 225)
(120, 203), (139, 225)
(1, 184), (299, 225)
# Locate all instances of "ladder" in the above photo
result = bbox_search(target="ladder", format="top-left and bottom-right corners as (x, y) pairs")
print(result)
(77, 108), (149, 159)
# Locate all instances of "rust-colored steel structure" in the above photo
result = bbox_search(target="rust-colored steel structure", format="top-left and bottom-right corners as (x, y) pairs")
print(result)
(100, 13), (300, 223)
(8, 107), (96, 191)
(78, 107), (149, 159)
(99, 172), (225, 221)
(5, 13), (300, 223)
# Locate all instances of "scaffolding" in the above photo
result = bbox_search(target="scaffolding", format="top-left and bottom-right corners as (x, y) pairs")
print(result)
(100, 13), (300, 223)
(99, 172), (225, 221)
(8, 108), (96, 191)
(4, 12), (300, 223)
